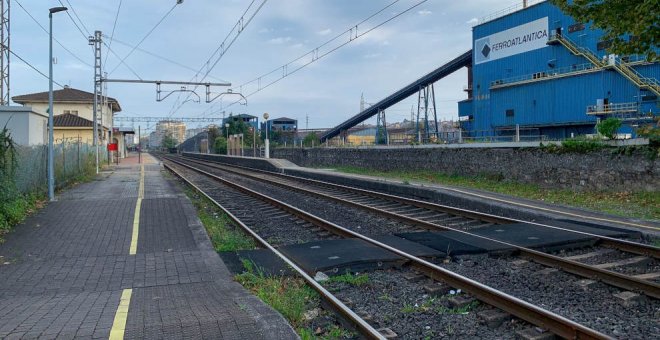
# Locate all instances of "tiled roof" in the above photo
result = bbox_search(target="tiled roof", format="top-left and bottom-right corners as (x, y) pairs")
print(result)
(53, 113), (94, 128)
(12, 87), (121, 112)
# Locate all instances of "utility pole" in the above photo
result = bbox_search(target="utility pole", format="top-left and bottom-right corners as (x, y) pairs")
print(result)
(0, 0), (9, 105)
(306, 114), (309, 130)
(89, 30), (102, 174)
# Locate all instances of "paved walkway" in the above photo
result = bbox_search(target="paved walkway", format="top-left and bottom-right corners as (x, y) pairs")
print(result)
(0, 153), (297, 339)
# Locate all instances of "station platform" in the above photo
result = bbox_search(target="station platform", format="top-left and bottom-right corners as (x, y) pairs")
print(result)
(0, 153), (297, 339)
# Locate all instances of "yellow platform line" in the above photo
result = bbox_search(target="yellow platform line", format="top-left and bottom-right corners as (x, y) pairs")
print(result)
(129, 165), (144, 255)
(109, 289), (133, 340)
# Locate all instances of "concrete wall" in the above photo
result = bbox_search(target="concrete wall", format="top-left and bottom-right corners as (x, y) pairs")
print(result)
(0, 106), (47, 145)
(271, 147), (660, 192)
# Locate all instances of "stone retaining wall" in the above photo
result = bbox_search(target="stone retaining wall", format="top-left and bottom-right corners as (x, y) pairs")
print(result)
(271, 147), (659, 192)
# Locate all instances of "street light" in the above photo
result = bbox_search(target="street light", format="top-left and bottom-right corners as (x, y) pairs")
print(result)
(48, 6), (68, 202)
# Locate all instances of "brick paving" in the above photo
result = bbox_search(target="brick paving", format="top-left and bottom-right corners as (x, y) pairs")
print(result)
(0, 153), (297, 339)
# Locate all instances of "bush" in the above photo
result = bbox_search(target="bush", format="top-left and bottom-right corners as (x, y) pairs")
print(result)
(636, 117), (660, 147)
(597, 118), (622, 140)
(213, 136), (227, 154)
(541, 137), (606, 154)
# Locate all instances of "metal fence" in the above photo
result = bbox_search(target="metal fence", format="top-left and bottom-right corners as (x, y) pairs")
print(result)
(13, 142), (103, 195)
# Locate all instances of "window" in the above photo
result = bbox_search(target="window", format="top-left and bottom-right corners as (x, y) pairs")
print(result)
(63, 110), (79, 116)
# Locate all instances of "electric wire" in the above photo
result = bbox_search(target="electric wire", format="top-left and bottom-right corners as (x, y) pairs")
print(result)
(108, 3), (179, 75)
(14, 0), (92, 68)
(9, 48), (65, 88)
(102, 41), (142, 80)
(101, 34), (229, 83)
(167, 0), (267, 117)
(205, 0), (427, 116)
(104, 0), (123, 66)
(58, 0), (91, 40)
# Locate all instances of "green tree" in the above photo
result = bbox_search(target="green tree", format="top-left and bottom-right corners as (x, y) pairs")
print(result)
(597, 117), (622, 140)
(302, 132), (319, 147)
(213, 136), (227, 154)
(552, 0), (659, 60)
(223, 119), (261, 147)
(161, 132), (178, 149)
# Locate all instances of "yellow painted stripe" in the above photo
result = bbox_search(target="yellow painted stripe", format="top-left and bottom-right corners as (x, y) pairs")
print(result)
(109, 289), (132, 340)
(129, 198), (141, 255)
(129, 165), (144, 255)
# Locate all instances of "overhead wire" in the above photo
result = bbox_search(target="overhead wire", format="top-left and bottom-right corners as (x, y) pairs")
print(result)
(102, 41), (143, 80)
(205, 0), (428, 116)
(101, 34), (229, 83)
(167, 0), (268, 117)
(104, 0), (123, 66)
(108, 3), (180, 75)
(58, 0), (91, 40)
(9, 48), (65, 88)
(14, 0), (92, 68)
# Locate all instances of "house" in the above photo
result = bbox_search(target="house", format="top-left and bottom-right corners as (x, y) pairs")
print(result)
(11, 86), (123, 145)
(12, 86), (130, 157)
(52, 113), (95, 144)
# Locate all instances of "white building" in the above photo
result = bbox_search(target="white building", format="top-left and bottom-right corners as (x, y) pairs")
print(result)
(0, 106), (47, 145)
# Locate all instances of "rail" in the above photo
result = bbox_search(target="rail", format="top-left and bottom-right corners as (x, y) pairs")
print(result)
(164, 155), (612, 339)
(179, 155), (660, 296)
(490, 62), (599, 89)
(586, 102), (639, 115)
(162, 158), (386, 340)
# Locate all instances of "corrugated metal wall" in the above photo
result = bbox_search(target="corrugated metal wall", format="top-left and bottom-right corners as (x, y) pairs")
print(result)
(459, 1), (660, 139)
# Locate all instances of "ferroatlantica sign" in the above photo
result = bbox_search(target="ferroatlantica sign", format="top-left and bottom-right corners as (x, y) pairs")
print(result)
(475, 17), (549, 64)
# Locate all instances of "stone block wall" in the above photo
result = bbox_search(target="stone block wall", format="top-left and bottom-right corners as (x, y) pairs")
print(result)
(272, 147), (660, 192)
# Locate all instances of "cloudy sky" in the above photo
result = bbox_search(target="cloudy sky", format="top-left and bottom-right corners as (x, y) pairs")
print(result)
(11, 0), (517, 132)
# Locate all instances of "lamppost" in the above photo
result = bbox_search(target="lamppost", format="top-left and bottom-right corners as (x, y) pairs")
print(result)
(263, 112), (269, 158)
(224, 123), (230, 155)
(48, 6), (68, 202)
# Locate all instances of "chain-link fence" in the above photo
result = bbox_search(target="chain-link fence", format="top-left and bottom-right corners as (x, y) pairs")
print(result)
(14, 142), (104, 195)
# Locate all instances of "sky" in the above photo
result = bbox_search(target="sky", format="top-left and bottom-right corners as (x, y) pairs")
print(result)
(10, 0), (519, 132)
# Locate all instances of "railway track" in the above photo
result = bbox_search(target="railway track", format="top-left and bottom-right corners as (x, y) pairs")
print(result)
(159, 154), (622, 339)
(176, 154), (660, 299)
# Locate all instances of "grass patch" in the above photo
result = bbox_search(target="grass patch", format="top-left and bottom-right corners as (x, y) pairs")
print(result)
(236, 259), (318, 330)
(323, 272), (370, 286)
(0, 192), (44, 243)
(400, 295), (479, 315)
(182, 186), (255, 252)
(328, 166), (660, 220)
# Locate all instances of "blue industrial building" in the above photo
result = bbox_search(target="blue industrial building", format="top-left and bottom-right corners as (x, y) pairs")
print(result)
(458, 1), (660, 140)
(223, 113), (259, 130)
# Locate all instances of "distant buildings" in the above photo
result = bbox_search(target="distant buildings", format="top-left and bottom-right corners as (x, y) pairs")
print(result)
(223, 113), (258, 130)
(149, 120), (186, 148)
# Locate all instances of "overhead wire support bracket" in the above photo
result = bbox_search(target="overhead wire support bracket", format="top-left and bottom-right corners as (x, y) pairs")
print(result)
(205, 88), (247, 105)
(101, 78), (231, 103)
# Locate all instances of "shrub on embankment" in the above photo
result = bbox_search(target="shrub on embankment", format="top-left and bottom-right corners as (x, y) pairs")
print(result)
(0, 126), (98, 242)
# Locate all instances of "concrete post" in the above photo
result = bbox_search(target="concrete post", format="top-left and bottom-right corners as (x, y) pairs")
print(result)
(264, 139), (270, 158)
